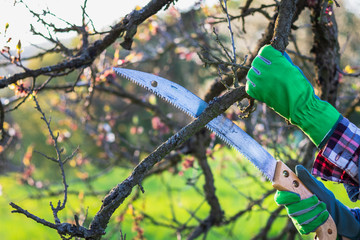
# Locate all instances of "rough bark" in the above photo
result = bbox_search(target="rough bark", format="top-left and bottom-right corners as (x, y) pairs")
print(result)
(310, 3), (341, 105)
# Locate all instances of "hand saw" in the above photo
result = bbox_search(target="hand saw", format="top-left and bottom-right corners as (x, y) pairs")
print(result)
(113, 67), (337, 239)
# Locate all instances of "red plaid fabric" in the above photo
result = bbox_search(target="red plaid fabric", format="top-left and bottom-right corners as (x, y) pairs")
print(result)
(312, 149), (358, 186)
(312, 117), (359, 187)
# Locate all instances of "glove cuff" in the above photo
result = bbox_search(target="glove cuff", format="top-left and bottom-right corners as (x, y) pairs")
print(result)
(292, 97), (341, 147)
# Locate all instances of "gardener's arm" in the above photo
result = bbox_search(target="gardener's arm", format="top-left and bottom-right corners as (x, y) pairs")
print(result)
(245, 45), (360, 200)
(245, 45), (360, 238)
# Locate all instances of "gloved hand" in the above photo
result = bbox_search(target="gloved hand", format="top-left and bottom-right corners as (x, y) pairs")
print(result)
(274, 190), (329, 235)
(246, 45), (341, 147)
(275, 165), (360, 239)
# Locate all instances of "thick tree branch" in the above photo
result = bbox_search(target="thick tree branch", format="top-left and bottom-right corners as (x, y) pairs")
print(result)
(87, 87), (247, 239)
(310, 3), (341, 105)
(270, 0), (297, 52)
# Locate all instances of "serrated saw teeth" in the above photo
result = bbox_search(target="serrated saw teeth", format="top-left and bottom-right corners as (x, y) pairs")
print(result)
(114, 67), (203, 119)
(113, 67), (277, 182)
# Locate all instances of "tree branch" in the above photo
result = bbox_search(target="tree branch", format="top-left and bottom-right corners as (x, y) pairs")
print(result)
(204, 0), (305, 102)
(270, 0), (297, 52)
(0, 0), (175, 89)
(87, 87), (247, 239)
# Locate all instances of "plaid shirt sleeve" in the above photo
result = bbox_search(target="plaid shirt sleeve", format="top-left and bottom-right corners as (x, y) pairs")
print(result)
(312, 117), (359, 188)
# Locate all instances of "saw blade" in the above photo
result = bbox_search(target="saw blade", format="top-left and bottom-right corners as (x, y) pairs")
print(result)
(113, 67), (277, 181)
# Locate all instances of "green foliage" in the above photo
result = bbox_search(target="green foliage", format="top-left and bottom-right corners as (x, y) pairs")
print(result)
(0, 149), (319, 239)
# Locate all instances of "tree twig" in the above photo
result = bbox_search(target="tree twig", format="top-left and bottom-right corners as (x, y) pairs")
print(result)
(33, 95), (69, 221)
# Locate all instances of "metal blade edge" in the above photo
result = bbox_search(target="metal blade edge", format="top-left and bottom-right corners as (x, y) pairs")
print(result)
(114, 67), (277, 181)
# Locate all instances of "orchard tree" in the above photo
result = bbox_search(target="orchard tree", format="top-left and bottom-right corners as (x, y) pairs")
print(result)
(0, 0), (359, 239)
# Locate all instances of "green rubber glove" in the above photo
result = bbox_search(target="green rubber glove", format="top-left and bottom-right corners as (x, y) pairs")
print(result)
(274, 191), (329, 235)
(295, 165), (360, 239)
(246, 45), (341, 147)
(276, 166), (360, 239)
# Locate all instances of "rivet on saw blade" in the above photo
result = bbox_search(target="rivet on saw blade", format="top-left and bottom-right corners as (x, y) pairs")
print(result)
(151, 80), (158, 87)
(292, 180), (299, 188)
(282, 170), (289, 177)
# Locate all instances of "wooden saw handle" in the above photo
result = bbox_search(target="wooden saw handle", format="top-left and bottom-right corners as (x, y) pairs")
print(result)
(272, 161), (337, 240)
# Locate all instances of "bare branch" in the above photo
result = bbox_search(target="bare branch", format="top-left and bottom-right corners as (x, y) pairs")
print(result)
(0, 0), (176, 89)
(220, 0), (239, 87)
(33, 95), (69, 218)
(9, 202), (58, 229)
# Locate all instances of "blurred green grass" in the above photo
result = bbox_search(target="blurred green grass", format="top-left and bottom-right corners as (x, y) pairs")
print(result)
(1, 148), (356, 239)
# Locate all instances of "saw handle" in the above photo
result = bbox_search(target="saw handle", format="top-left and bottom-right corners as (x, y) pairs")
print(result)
(272, 161), (337, 240)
